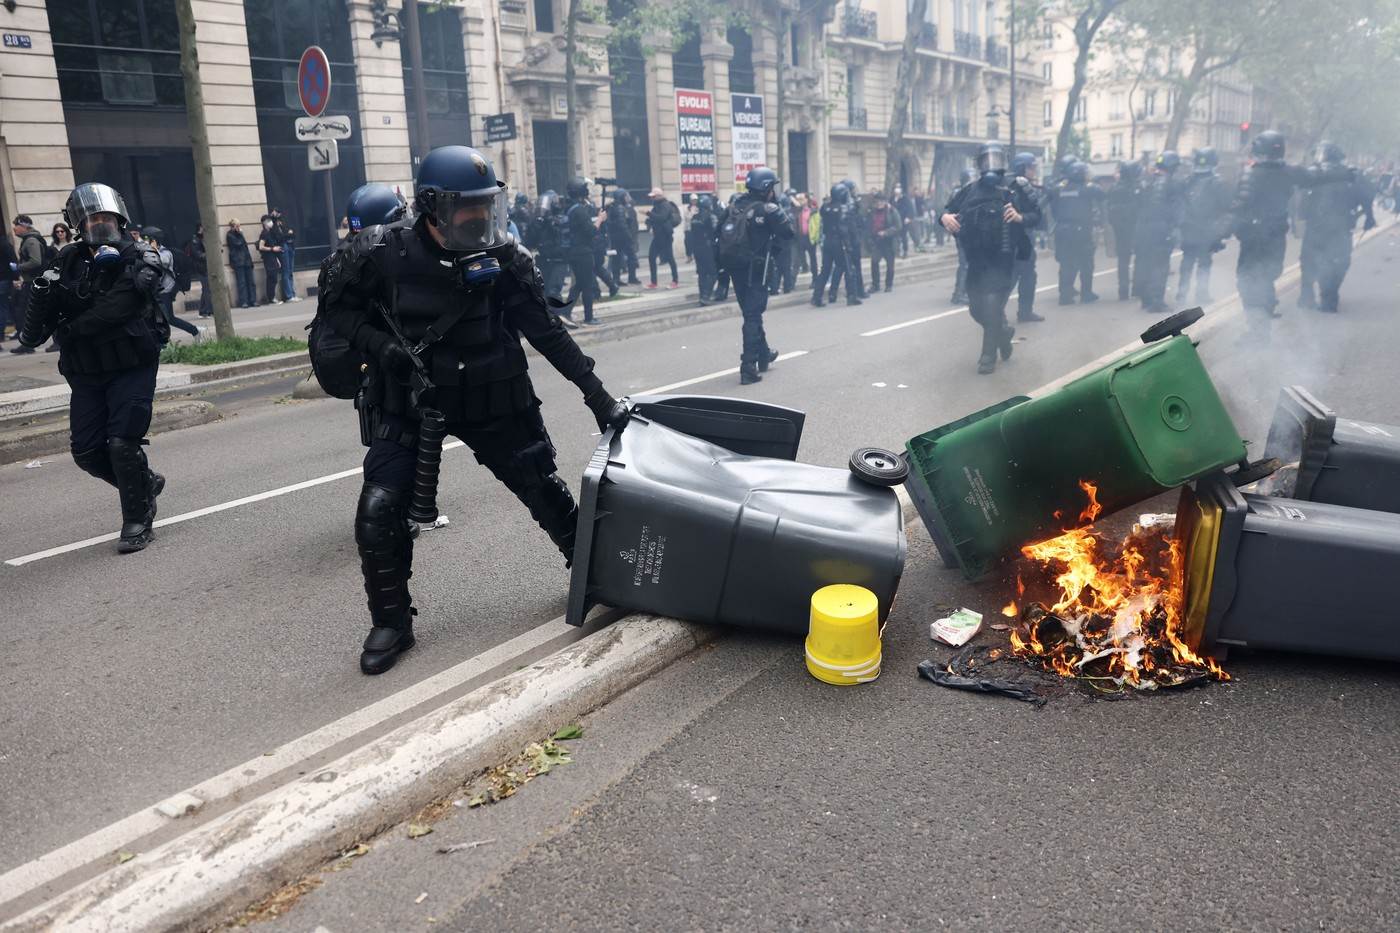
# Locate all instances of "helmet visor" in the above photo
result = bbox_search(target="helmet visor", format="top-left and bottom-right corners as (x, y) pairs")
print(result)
(434, 187), (509, 251)
(69, 183), (129, 245)
(977, 149), (1008, 173)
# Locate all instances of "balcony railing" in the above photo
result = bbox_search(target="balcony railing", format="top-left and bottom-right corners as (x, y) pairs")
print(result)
(911, 111), (927, 133)
(954, 31), (981, 58)
(987, 119), (999, 139)
(956, 117), (970, 136)
(843, 7), (878, 39)
(942, 115), (955, 134)
(848, 106), (868, 129)
(985, 40), (1008, 67)
(915, 22), (938, 50)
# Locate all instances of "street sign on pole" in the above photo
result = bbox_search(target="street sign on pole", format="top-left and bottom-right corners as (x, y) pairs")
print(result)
(308, 139), (339, 171)
(484, 113), (517, 143)
(295, 114), (352, 142)
(297, 46), (331, 118)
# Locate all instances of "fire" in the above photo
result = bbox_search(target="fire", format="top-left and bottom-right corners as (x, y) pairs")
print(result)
(1007, 482), (1228, 690)
(1001, 601), (1019, 618)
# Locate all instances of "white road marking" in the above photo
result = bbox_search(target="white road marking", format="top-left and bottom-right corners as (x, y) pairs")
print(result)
(643, 350), (810, 394)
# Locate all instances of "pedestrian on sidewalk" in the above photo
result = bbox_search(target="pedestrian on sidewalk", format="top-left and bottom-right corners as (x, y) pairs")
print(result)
(644, 188), (680, 289)
(271, 207), (301, 302)
(257, 214), (283, 305)
(868, 191), (900, 293)
(14, 183), (167, 552)
(143, 228), (200, 340)
(717, 167), (793, 385)
(895, 186), (916, 257)
(226, 219), (256, 308)
(51, 222), (74, 254)
(0, 234), (16, 343)
(188, 224), (213, 317)
(9, 215), (52, 355)
(796, 193), (818, 275)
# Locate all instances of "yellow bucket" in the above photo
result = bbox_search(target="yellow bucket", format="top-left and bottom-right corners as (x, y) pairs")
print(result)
(805, 585), (881, 686)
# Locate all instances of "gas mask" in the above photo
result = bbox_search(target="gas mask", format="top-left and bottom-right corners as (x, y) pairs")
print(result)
(85, 221), (122, 247)
(455, 252), (501, 289)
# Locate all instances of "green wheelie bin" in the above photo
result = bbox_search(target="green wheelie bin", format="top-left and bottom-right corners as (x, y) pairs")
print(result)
(905, 321), (1247, 580)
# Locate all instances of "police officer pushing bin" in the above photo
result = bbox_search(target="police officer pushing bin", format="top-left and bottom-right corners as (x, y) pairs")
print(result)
(322, 146), (629, 674)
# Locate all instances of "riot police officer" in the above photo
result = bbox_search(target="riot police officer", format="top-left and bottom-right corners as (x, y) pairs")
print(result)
(810, 183), (859, 307)
(839, 178), (868, 299)
(1177, 148), (1229, 305)
(345, 183), (409, 237)
(604, 190), (637, 286)
(1298, 141), (1376, 313)
(1134, 151), (1186, 314)
(322, 146), (629, 674)
(508, 192), (532, 236)
(1049, 160), (1104, 305)
(950, 167), (976, 304)
(689, 193), (720, 303)
(1230, 131), (1305, 326)
(15, 183), (167, 552)
(939, 143), (1042, 375)
(1106, 162), (1142, 300)
(562, 177), (604, 325)
(716, 166), (794, 385)
(1009, 153), (1045, 322)
(527, 190), (568, 306)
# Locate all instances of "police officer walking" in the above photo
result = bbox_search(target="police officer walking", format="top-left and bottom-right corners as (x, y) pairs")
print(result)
(810, 183), (859, 307)
(716, 167), (794, 385)
(322, 146), (629, 674)
(1106, 162), (1142, 301)
(1009, 153), (1045, 323)
(562, 177), (604, 325)
(1176, 148), (1229, 306)
(1298, 141), (1376, 313)
(604, 190), (639, 286)
(15, 183), (168, 552)
(938, 143), (1042, 375)
(1048, 160), (1104, 306)
(688, 193), (721, 303)
(1133, 151), (1186, 314)
(1230, 131), (1305, 327)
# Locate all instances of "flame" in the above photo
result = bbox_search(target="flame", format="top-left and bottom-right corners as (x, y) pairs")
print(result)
(1007, 482), (1228, 690)
(1001, 601), (1019, 618)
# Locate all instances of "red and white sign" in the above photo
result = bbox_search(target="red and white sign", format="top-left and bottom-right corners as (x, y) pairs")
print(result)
(297, 46), (332, 118)
(676, 89), (716, 193)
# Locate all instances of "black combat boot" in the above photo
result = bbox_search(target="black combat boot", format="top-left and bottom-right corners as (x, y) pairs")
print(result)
(523, 475), (579, 567)
(108, 437), (162, 553)
(740, 362), (762, 385)
(811, 292), (825, 308)
(977, 326), (998, 375)
(355, 484), (417, 675)
(757, 349), (779, 373)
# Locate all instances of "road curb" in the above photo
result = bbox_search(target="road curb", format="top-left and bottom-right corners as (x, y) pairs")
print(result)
(4, 615), (715, 933)
(0, 400), (221, 466)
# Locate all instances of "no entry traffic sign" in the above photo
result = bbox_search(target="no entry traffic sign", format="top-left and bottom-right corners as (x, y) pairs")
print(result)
(297, 46), (331, 118)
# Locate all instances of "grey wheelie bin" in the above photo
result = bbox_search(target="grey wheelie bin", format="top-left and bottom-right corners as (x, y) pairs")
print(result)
(566, 397), (907, 634)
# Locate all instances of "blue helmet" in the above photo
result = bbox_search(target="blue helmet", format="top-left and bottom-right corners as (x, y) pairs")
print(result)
(1067, 161), (1090, 184)
(1011, 152), (1038, 177)
(345, 183), (407, 234)
(413, 145), (509, 251)
(746, 166), (780, 197)
(829, 182), (850, 204)
(1193, 147), (1219, 171)
(1155, 150), (1181, 173)
(1251, 130), (1286, 162)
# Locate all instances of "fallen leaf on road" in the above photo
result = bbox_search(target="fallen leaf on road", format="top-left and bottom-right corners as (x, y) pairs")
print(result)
(467, 794), (488, 808)
(117, 851), (135, 864)
(552, 724), (584, 740)
(990, 623), (1011, 631)
(341, 843), (371, 860)
(415, 892), (428, 904)
(407, 823), (433, 839)
(437, 839), (496, 854)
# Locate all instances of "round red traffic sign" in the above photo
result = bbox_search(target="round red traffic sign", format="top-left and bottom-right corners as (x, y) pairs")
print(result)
(297, 46), (331, 118)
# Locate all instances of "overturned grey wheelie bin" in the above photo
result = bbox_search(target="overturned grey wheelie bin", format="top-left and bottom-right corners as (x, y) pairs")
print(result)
(566, 396), (907, 635)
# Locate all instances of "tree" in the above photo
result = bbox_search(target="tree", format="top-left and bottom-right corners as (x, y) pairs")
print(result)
(174, 0), (233, 339)
(1020, 1), (1128, 165)
(883, 0), (927, 194)
(565, 0), (585, 176)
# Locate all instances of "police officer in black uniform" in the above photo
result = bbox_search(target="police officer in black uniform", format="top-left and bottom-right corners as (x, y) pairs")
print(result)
(839, 179), (868, 300)
(1048, 160), (1104, 305)
(344, 183), (409, 238)
(561, 178), (605, 324)
(1133, 151), (1186, 314)
(1176, 148), (1229, 306)
(689, 193), (720, 303)
(717, 166), (794, 385)
(1231, 131), (1306, 327)
(526, 190), (568, 306)
(1107, 161), (1141, 300)
(950, 167), (976, 305)
(508, 192), (532, 236)
(16, 183), (168, 552)
(604, 190), (637, 287)
(810, 183), (859, 307)
(323, 146), (629, 674)
(1009, 153), (1045, 323)
(1298, 141), (1376, 313)
(938, 143), (1042, 375)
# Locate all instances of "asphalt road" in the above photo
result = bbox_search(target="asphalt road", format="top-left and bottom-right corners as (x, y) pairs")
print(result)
(241, 229), (1400, 932)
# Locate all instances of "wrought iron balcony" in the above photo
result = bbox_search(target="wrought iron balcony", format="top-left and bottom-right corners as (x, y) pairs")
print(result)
(843, 6), (878, 39)
(911, 111), (927, 133)
(985, 40), (1008, 67)
(956, 117), (970, 136)
(954, 31), (981, 58)
(915, 22), (938, 50)
(848, 106), (868, 129)
(942, 115), (955, 134)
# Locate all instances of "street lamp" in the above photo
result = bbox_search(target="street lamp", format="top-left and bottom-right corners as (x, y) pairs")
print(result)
(1008, 0), (1017, 151)
(370, 0), (403, 47)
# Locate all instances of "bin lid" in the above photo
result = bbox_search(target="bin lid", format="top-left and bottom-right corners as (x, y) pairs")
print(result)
(1262, 385), (1337, 500)
(626, 395), (805, 460)
(1108, 336), (1247, 487)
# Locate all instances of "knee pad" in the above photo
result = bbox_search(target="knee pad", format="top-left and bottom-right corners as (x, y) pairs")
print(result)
(355, 483), (410, 551)
(72, 445), (116, 483)
(107, 436), (148, 470)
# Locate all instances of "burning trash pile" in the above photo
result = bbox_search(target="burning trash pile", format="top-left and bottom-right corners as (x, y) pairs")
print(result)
(1004, 482), (1228, 691)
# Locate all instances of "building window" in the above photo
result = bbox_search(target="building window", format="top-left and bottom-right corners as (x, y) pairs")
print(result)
(1075, 98), (1087, 123)
(1043, 99), (1053, 127)
(846, 65), (866, 128)
(48, 0), (184, 107)
(673, 32), (704, 89)
(401, 2), (472, 151)
(534, 0), (555, 33)
(1042, 61), (1051, 82)
(1144, 90), (1157, 117)
(608, 0), (651, 195)
(1041, 20), (1054, 49)
(790, 23), (801, 67)
(727, 25), (755, 94)
(1109, 92), (1124, 120)
(1110, 133), (1123, 158)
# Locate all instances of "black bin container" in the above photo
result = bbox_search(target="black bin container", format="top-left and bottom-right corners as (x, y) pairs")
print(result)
(1184, 473), (1400, 662)
(1261, 385), (1400, 514)
(566, 398), (906, 634)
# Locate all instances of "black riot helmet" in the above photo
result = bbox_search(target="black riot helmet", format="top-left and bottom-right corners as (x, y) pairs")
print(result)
(1251, 130), (1286, 162)
(345, 183), (407, 233)
(958, 167), (976, 186)
(1067, 161), (1090, 184)
(565, 176), (590, 200)
(513, 192), (530, 209)
(829, 183), (851, 205)
(1119, 161), (1143, 182)
(1011, 152), (1038, 179)
(537, 189), (559, 214)
(747, 166), (780, 198)
(696, 192), (717, 212)
(840, 177), (859, 194)
(1055, 153), (1077, 178)
(976, 143), (1008, 177)
(1192, 147), (1219, 173)
(1316, 140), (1345, 164)
(413, 145), (509, 251)
(64, 182), (131, 247)
(1155, 150), (1181, 174)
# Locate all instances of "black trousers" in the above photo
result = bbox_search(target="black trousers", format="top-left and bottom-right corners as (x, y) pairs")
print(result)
(695, 249), (718, 300)
(608, 237), (639, 284)
(966, 261), (1014, 361)
(262, 259), (281, 303)
(648, 232), (677, 284)
(1012, 253), (1037, 318)
(870, 239), (896, 290)
(68, 363), (158, 455)
(363, 408), (559, 499)
(1055, 230), (1096, 300)
(1110, 223), (1135, 297)
(733, 266), (771, 365)
(811, 239), (851, 302)
(564, 250), (598, 321)
(1176, 244), (1215, 302)
(541, 258), (569, 303)
(1236, 233), (1287, 316)
(1135, 231), (1174, 310)
(953, 241), (969, 300)
(160, 295), (200, 338)
(1302, 229), (1353, 311)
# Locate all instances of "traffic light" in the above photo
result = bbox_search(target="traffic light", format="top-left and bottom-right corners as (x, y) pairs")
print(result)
(1240, 121), (1251, 145)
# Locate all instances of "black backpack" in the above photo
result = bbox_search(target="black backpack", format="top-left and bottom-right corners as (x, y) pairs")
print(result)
(306, 249), (367, 400)
(958, 193), (1008, 253)
(170, 247), (194, 293)
(21, 232), (55, 269)
(717, 203), (765, 271)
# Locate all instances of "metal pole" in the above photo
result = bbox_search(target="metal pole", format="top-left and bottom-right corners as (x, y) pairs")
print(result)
(324, 169), (338, 252)
(1008, 2), (1017, 153)
(403, 0), (432, 165)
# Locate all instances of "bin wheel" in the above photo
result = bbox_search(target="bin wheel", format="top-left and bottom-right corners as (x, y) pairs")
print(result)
(1141, 307), (1205, 344)
(849, 448), (909, 487)
(1231, 457), (1282, 487)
